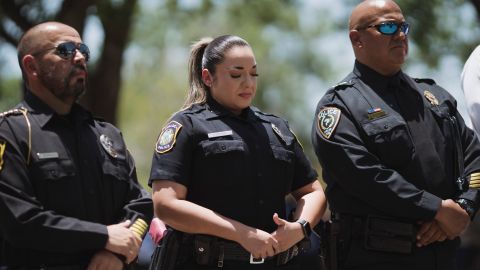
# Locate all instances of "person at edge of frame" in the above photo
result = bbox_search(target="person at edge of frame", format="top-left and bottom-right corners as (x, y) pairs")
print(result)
(458, 45), (480, 270)
(0, 22), (153, 270)
(311, 1), (480, 270)
(149, 35), (327, 270)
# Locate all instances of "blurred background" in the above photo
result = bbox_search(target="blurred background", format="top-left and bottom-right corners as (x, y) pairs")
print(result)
(0, 0), (479, 187)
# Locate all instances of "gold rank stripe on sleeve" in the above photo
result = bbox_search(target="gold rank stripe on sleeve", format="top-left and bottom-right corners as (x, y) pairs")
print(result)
(130, 218), (148, 239)
(0, 141), (5, 171)
(470, 172), (480, 188)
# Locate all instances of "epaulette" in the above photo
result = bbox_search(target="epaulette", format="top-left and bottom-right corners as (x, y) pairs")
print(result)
(0, 107), (32, 165)
(333, 80), (354, 90)
(414, 78), (436, 85)
(0, 108), (25, 118)
(252, 108), (278, 118)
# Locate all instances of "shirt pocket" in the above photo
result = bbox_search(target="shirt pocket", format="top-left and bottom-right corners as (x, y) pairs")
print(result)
(30, 158), (77, 212)
(271, 144), (295, 193)
(362, 115), (414, 169)
(201, 140), (245, 156)
(197, 140), (246, 188)
(102, 158), (130, 182)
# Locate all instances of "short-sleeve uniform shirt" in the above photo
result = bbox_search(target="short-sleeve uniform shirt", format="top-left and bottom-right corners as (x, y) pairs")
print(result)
(149, 99), (317, 233)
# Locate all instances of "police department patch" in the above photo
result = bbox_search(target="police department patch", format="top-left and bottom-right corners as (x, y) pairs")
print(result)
(317, 107), (341, 139)
(156, 121), (182, 154)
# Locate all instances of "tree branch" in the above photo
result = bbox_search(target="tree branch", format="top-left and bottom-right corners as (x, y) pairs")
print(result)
(0, 0), (33, 31)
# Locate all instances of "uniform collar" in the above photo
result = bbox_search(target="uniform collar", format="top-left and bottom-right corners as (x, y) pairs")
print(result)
(22, 90), (93, 128)
(203, 97), (258, 122)
(353, 60), (404, 91)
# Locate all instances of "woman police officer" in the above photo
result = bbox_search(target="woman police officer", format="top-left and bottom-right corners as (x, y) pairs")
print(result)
(149, 35), (326, 270)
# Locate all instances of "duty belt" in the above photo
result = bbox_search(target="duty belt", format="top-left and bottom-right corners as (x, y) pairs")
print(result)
(194, 235), (309, 267)
(333, 213), (416, 254)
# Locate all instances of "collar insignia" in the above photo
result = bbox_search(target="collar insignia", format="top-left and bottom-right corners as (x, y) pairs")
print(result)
(0, 141), (5, 171)
(317, 107), (341, 139)
(367, 107), (387, 120)
(156, 121), (182, 154)
(424, 90), (439, 106)
(100, 134), (118, 158)
(271, 123), (287, 144)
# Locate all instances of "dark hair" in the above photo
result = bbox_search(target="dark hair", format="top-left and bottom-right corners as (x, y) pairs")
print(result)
(183, 35), (250, 109)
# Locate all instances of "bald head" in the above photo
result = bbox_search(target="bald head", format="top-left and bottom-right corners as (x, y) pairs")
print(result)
(349, 0), (402, 30)
(17, 22), (81, 70)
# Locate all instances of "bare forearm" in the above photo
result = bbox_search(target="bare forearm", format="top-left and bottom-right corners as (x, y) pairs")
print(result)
(292, 182), (327, 227)
(155, 198), (252, 244)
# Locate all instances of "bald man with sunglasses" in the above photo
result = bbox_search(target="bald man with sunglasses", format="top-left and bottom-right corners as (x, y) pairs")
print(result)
(311, 1), (480, 269)
(0, 22), (152, 269)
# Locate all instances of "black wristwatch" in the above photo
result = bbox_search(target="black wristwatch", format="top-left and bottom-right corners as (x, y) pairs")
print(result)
(456, 198), (476, 219)
(296, 219), (312, 240)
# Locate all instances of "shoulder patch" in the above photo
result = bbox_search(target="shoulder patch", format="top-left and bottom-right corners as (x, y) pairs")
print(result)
(317, 107), (341, 139)
(156, 121), (183, 154)
(414, 78), (436, 85)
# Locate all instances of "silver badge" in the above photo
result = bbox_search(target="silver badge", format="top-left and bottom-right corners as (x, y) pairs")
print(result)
(271, 123), (287, 144)
(100, 134), (118, 158)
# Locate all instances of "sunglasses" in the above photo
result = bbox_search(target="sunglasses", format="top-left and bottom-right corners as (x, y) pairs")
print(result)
(32, 42), (90, 62)
(361, 22), (410, 36)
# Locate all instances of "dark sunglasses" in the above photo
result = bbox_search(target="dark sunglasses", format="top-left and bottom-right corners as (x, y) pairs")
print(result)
(361, 21), (410, 36)
(32, 42), (90, 62)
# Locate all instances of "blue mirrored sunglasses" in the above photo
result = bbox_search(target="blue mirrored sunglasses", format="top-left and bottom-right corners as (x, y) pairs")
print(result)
(32, 42), (90, 62)
(363, 22), (410, 36)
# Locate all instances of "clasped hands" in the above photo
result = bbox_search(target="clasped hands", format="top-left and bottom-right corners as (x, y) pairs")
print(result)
(87, 220), (143, 270)
(417, 199), (470, 247)
(238, 213), (305, 260)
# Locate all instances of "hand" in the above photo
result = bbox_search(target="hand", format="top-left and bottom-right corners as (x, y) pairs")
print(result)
(270, 213), (305, 253)
(87, 250), (124, 270)
(416, 220), (447, 247)
(434, 199), (470, 239)
(105, 220), (142, 263)
(237, 227), (279, 259)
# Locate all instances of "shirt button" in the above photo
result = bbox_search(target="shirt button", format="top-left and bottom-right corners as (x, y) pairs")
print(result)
(384, 124), (389, 129)
(220, 144), (226, 151)
(50, 170), (57, 177)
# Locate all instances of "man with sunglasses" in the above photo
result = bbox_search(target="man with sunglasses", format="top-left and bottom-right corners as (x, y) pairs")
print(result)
(0, 22), (152, 269)
(312, 1), (480, 269)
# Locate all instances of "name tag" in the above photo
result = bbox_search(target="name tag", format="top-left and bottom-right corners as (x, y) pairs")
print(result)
(208, 130), (233, 138)
(37, 152), (59, 159)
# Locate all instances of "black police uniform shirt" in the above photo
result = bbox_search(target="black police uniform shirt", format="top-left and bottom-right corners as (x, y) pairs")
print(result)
(311, 61), (480, 269)
(149, 98), (317, 235)
(0, 91), (153, 267)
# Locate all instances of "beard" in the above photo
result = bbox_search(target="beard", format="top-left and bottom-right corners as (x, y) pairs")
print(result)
(38, 64), (87, 102)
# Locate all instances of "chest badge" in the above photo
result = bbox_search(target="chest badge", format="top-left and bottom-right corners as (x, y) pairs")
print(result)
(424, 90), (439, 106)
(156, 121), (182, 154)
(317, 107), (341, 140)
(367, 107), (387, 120)
(271, 123), (287, 144)
(100, 134), (118, 158)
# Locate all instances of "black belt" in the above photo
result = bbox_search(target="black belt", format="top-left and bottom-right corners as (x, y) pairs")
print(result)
(194, 235), (307, 267)
(332, 213), (416, 254)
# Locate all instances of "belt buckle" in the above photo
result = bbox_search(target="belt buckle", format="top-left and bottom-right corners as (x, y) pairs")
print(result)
(250, 254), (264, 264)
